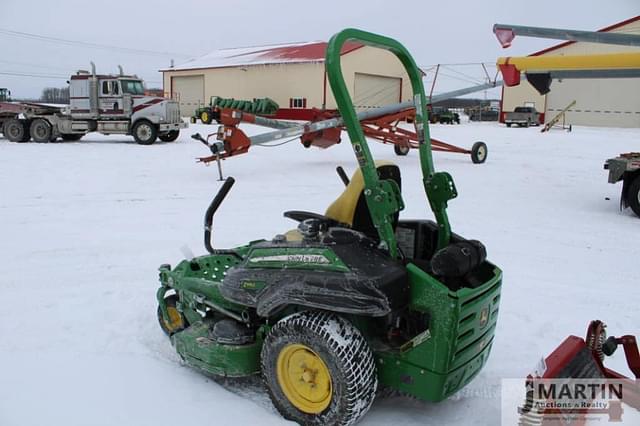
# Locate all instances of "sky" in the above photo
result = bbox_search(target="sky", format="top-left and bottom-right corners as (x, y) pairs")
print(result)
(0, 0), (638, 99)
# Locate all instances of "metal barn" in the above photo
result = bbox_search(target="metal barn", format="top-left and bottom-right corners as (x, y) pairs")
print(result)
(161, 41), (413, 119)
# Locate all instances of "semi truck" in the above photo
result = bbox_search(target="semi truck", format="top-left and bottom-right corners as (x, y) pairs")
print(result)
(0, 64), (186, 144)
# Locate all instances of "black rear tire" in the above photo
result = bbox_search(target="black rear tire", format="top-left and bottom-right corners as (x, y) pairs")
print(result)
(61, 133), (83, 141)
(159, 130), (179, 142)
(394, 144), (410, 156)
(261, 311), (377, 426)
(132, 120), (157, 145)
(30, 118), (54, 143)
(627, 174), (640, 218)
(471, 141), (488, 164)
(4, 118), (30, 142)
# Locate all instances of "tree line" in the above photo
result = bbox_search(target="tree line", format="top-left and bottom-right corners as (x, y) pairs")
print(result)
(40, 87), (70, 104)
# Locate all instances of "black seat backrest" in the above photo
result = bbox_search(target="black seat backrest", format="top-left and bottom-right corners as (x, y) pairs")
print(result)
(352, 164), (402, 240)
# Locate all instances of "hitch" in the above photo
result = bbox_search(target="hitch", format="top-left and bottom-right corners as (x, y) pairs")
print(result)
(192, 132), (227, 180)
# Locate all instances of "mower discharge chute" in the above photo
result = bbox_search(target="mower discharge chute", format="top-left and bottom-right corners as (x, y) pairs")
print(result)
(157, 28), (502, 426)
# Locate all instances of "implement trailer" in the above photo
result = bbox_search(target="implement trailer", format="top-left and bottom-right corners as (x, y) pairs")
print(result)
(194, 96), (490, 165)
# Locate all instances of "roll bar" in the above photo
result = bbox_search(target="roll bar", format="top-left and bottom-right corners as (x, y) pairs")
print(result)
(325, 28), (455, 255)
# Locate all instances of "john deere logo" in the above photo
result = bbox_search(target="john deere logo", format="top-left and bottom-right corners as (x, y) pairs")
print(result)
(241, 280), (266, 291)
(479, 307), (489, 328)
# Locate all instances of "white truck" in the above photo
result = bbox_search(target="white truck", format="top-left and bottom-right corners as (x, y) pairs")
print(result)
(504, 106), (541, 127)
(0, 64), (186, 145)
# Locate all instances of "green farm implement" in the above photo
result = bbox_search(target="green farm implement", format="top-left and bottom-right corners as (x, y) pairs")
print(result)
(158, 28), (502, 425)
(192, 95), (279, 124)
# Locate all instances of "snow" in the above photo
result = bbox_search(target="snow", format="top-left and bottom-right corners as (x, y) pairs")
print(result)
(1, 121), (639, 425)
(163, 41), (325, 72)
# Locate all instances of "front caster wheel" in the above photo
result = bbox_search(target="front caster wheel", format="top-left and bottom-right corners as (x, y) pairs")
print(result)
(157, 295), (188, 336)
(261, 311), (377, 426)
(471, 141), (488, 164)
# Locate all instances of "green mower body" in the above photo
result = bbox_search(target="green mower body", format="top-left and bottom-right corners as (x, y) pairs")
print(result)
(158, 28), (502, 424)
(158, 222), (501, 401)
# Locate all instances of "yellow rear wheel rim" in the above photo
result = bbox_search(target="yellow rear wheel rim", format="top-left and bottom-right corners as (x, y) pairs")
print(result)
(164, 306), (184, 332)
(201, 112), (209, 122)
(276, 343), (332, 414)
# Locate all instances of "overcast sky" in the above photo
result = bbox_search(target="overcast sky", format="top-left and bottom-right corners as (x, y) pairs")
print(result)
(0, 0), (637, 99)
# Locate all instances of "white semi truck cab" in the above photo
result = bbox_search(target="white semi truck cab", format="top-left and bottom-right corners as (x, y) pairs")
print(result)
(0, 63), (186, 145)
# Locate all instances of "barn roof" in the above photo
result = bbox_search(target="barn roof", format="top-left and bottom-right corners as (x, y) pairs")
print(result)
(161, 41), (364, 72)
(529, 15), (640, 56)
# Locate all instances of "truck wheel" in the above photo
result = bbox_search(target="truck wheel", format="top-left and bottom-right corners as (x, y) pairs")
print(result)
(200, 110), (213, 125)
(157, 295), (188, 336)
(159, 130), (179, 142)
(4, 118), (30, 142)
(394, 144), (410, 156)
(261, 311), (377, 426)
(61, 134), (83, 141)
(627, 174), (640, 218)
(471, 141), (488, 164)
(30, 118), (54, 143)
(132, 120), (157, 145)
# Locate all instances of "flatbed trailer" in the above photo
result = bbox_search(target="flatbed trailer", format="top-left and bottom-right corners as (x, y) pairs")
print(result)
(605, 153), (640, 217)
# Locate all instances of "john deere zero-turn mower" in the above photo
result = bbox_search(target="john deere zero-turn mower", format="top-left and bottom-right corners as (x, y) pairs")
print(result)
(157, 28), (503, 425)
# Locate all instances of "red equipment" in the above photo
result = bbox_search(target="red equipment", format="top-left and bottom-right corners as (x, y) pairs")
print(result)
(196, 107), (488, 165)
(519, 320), (639, 425)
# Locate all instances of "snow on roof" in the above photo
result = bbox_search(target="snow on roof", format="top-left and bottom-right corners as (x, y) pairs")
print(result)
(161, 41), (364, 72)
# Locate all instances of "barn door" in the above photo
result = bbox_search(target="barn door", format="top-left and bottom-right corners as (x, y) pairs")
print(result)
(353, 72), (401, 110)
(172, 75), (204, 116)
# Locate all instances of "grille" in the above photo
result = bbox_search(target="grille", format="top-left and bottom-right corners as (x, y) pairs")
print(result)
(166, 102), (180, 123)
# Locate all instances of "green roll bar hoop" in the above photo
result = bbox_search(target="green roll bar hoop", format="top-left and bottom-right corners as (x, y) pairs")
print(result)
(325, 28), (456, 256)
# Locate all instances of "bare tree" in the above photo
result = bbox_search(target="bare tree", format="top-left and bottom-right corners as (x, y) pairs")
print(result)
(40, 87), (70, 104)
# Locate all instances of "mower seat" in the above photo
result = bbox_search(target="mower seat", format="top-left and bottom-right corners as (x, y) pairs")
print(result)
(282, 162), (401, 241)
(324, 162), (401, 239)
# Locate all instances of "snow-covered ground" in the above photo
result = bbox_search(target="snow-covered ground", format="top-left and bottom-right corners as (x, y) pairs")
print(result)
(1, 121), (638, 425)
